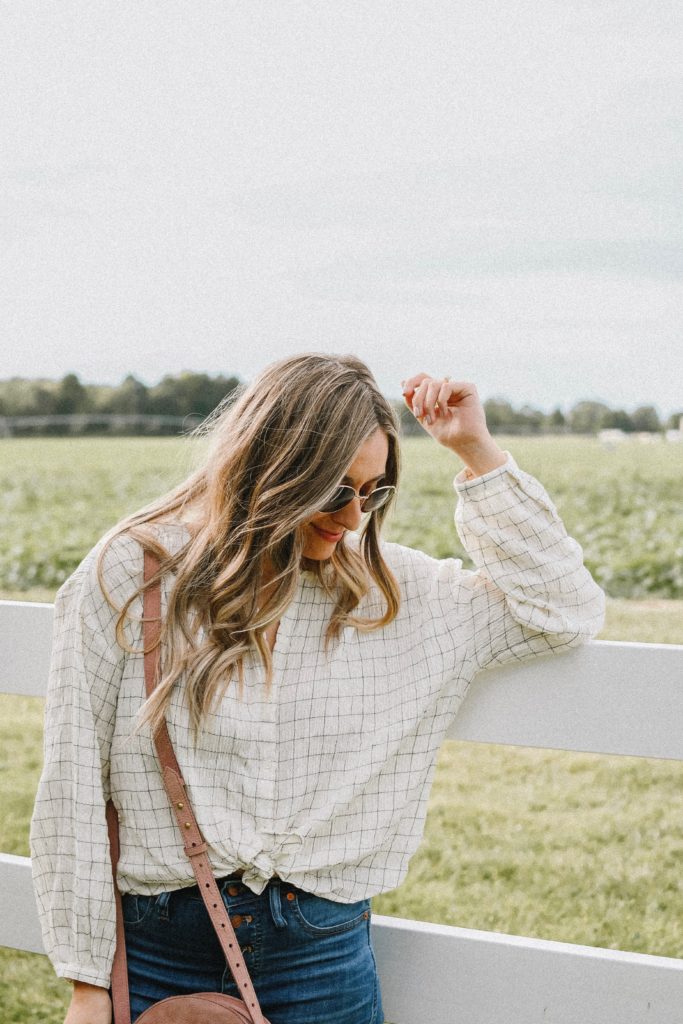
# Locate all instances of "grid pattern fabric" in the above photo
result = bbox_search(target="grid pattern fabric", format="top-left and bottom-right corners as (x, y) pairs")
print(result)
(29, 451), (606, 987)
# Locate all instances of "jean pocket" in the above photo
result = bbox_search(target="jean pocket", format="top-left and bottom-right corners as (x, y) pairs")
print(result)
(121, 892), (155, 927)
(291, 891), (370, 936)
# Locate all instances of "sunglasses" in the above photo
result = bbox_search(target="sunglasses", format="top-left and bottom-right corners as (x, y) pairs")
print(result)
(319, 483), (396, 515)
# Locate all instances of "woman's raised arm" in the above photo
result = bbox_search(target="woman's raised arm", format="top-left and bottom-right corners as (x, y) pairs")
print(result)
(400, 373), (605, 672)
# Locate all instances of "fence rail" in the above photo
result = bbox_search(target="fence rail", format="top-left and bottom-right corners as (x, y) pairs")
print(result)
(2, 599), (682, 1022)
(0, 414), (201, 436)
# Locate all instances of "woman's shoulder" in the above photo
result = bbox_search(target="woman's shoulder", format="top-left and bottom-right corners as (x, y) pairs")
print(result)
(373, 535), (464, 590)
(58, 520), (192, 609)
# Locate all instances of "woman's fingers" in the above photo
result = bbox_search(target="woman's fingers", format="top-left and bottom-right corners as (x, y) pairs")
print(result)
(401, 374), (477, 425)
(400, 374), (430, 401)
(420, 379), (446, 423)
(401, 374), (491, 452)
(442, 380), (479, 405)
(402, 375), (434, 419)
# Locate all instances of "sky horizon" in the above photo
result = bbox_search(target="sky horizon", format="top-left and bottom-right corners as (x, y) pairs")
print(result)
(2, 2), (680, 419)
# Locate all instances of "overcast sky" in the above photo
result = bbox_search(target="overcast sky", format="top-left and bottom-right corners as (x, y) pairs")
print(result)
(2, 1), (681, 416)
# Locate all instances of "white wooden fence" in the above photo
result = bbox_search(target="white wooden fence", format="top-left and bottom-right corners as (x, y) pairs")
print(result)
(2, 598), (682, 1022)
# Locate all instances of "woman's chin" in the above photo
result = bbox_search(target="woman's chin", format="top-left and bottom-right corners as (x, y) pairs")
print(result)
(301, 547), (331, 563)
(302, 532), (345, 563)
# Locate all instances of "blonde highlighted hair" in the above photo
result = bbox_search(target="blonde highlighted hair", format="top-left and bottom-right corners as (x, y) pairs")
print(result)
(97, 352), (402, 744)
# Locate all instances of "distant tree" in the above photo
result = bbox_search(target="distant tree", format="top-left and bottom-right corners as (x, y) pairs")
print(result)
(0, 377), (60, 415)
(484, 397), (517, 432)
(114, 374), (149, 415)
(147, 371), (239, 419)
(666, 410), (683, 430)
(518, 404), (544, 434)
(192, 373), (241, 417)
(600, 408), (634, 431)
(631, 405), (661, 432)
(32, 384), (58, 416)
(567, 400), (611, 434)
(55, 373), (89, 414)
(484, 398), (547, 434)
(545, 407), (567, 433)
(147, 375), (181, 417)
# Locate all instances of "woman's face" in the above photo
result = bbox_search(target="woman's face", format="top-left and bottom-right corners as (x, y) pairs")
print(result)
(302, 427), (390, 560)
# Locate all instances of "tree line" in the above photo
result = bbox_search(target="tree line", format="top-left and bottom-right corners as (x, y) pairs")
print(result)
(0, 372), (680, 436)
(0, 372), (240, 420)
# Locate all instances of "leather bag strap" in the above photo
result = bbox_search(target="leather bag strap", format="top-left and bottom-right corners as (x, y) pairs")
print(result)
(107, 799), (132, 1024)
(107, 550), (266, 1024)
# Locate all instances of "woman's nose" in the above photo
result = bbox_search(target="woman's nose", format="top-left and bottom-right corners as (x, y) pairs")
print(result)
(331, 495), (363, 531)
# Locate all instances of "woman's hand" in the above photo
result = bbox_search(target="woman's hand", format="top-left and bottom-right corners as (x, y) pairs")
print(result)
(64, 981), (112, 1024)
(401, 373), (508, 476)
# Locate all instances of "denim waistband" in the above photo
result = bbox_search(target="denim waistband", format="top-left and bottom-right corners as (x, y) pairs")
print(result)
(151, 871), (287, 927)
(216, 871), (287, 927)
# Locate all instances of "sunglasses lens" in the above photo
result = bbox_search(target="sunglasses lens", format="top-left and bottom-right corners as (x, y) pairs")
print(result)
(363, 486), (393, 511)
(320, 487), (355, 514)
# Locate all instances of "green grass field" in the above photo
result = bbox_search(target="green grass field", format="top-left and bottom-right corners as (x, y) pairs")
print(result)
(1, 434), (682, 1022)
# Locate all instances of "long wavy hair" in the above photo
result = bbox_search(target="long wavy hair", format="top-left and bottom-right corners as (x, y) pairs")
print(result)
(96, 352), (402, 744)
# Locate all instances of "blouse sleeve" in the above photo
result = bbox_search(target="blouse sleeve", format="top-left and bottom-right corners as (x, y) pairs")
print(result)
(29, 534), (141, 988)
(425, 450), (606, 673)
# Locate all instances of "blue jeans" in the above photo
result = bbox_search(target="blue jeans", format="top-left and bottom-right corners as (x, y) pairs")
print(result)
(119, 874), (384, 1024)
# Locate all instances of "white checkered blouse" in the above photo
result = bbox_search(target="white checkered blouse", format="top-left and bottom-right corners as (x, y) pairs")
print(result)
(30, 451), (605, 987)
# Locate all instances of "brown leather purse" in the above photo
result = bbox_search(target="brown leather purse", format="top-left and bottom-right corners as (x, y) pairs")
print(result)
(105, 551), (271, 1024)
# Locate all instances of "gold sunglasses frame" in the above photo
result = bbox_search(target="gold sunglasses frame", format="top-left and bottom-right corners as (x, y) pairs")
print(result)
(319, 484), (396, 514)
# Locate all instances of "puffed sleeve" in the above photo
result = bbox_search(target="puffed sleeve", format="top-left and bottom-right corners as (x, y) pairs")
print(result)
(426, 450), (605, 673)
(29, 533), (140, 988)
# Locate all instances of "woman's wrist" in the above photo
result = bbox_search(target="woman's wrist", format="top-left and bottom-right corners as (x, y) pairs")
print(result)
(453, 437), (508, 479)
(65, 981), (112, 1024)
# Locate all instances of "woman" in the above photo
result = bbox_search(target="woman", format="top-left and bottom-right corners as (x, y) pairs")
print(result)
(30, 352), (605, 1024)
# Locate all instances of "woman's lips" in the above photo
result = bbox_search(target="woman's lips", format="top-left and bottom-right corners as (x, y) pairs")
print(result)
(313, 525), (344, 542)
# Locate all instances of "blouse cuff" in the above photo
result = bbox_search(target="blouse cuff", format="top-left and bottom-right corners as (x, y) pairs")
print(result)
(56, 963), (112, 989)
(453, 450), (518, 494)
